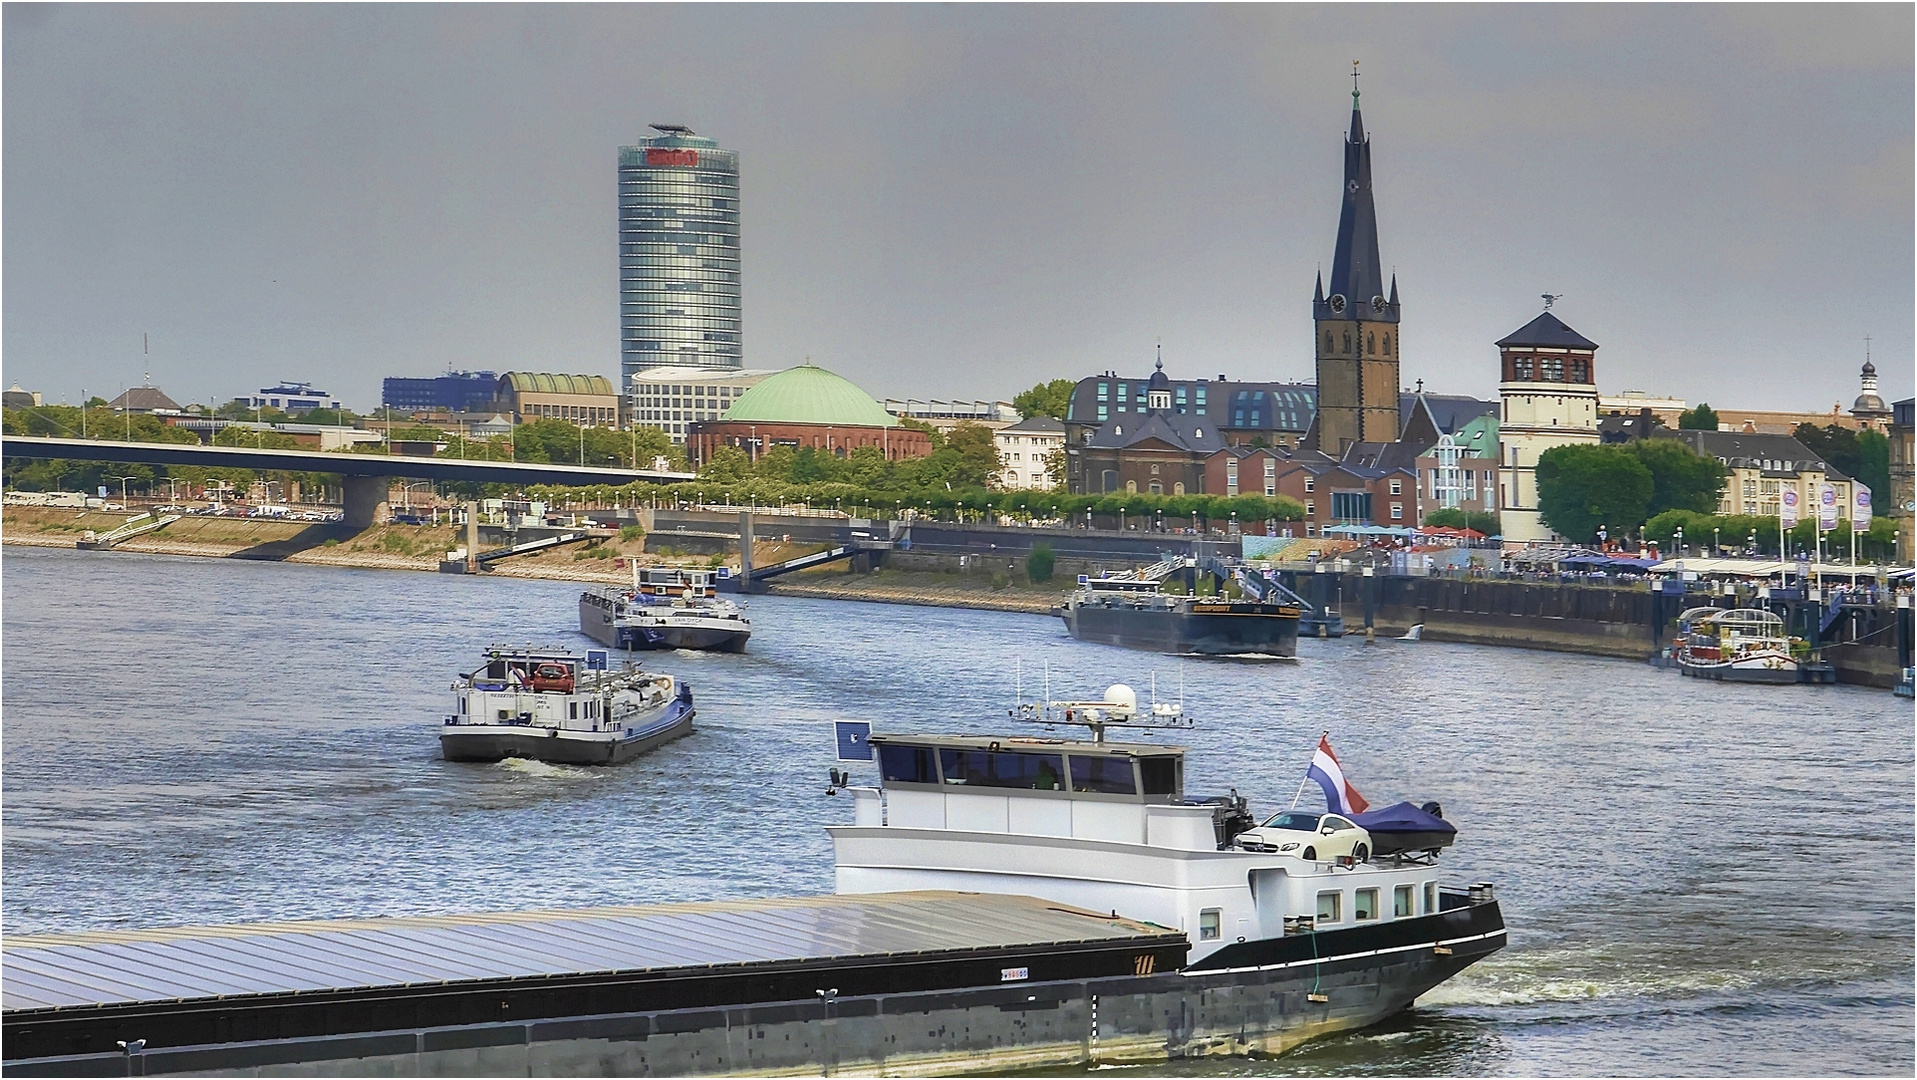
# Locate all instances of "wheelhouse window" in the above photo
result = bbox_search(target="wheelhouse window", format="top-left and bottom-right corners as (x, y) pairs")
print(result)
(1354, 888), (1379, 921)
(1316, 891), (1341, 923)
(1423, 882), (1437, 914)
(1394, 884), (1414, 918)
(879, 744), (938, 785)
(1138, 756), (1179, 796)
(938, 749), (1066, 790)
(1068, 755), (1137, 795)
(1199, 909), (1221, 941)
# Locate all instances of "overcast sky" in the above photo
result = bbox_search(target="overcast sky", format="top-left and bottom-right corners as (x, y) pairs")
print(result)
(5, 4), (1911, 414)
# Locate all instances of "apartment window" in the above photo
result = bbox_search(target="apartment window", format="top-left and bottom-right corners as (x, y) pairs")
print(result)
(1389, 479), (1402, 496)
(1394, 884), (1414, 918)
(1355, 888), (1379, 921)
(1305, 500), (1315, 517)
(1303, 477), (1315, 493)
(1316, 891), (1342, 924)
(1423, 882), (1437, 914)
(1390, 502), (1403, 520)
(1199, 909), (1221, 940)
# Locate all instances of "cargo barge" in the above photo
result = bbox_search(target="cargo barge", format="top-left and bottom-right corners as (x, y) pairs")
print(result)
(580, 567), (750, 653)
(1054, 561), (1302, 657)
(1, 888), (1500, 1077)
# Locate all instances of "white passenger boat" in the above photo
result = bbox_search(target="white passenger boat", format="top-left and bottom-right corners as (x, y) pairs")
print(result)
(1673, 607), (1801, 683)
(829, 686), (1503, 1050)
(440, 646), (693, 765)
(580, 567), (751, 653)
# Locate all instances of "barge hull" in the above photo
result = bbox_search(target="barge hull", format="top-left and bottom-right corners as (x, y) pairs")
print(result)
(4, 908), (1501, 1077)
(1063, 603), (1300, 657)
(4, 898), (1502, 1077)
(440, 703), (694, 765)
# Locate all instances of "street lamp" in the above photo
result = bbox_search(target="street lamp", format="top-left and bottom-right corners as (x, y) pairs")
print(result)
(1675, 526), (1684, 557)
(112, 475), (140, 506)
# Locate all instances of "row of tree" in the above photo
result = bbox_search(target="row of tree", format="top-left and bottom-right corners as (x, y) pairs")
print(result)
(1642, 509), (1901, 561)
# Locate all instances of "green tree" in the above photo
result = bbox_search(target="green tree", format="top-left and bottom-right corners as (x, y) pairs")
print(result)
(1423, 508), (1501, 535)
(1855, 429), (1892, 507)
(1627, 437), (1728, 517)
(1027, 541), (1056, 583)
(1013, 378), (1076, 421)
(1040, 446), (1066, 489)
(897, 417), (945, 448)
(945, 422), (1002, 489)
(1535, 444), (1654, 543)
(754, 444), (797, 481)
(1677, 402), (1719, 430)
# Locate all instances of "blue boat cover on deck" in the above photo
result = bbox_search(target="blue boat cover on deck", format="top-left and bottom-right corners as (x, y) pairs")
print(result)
(1351, 801), (1456, 838)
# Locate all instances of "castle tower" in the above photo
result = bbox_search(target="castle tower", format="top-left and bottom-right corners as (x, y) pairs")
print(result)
(1311, 67), (1401, 458)
(1495, 303), (1602, 544)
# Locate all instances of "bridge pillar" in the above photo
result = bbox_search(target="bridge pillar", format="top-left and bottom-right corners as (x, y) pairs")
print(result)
(343, 476), (391, 529)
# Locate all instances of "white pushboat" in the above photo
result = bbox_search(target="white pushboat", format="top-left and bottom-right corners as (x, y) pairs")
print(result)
(440, 646), (694, 765)
(826, 685), (1503, 1053)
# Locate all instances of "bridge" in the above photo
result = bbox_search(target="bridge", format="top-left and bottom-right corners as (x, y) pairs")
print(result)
(0, 435), (695, 527)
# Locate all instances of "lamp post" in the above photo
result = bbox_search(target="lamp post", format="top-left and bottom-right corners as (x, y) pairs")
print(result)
(113, 475), (139, 506)
(1713, 527), (1720, 555)
(1675, 526), (1684, 558)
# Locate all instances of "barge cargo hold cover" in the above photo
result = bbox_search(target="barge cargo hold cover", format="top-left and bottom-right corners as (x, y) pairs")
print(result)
(4, 891), (1187, 1075)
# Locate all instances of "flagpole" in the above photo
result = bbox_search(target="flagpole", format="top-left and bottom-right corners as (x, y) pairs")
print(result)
(1289, 729), (1329, 809)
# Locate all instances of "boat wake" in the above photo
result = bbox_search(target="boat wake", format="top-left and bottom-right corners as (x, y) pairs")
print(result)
(495, 758), (603, 781)
(1415, 946), (1758, 1008)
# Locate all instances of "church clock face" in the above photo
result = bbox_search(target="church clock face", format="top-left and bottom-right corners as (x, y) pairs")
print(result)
(1371, 295), (1386, 314)
(1328, 294), (1346, 314)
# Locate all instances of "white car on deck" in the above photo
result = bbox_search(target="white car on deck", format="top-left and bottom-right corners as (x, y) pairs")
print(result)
(1232, 809), (1373, 862)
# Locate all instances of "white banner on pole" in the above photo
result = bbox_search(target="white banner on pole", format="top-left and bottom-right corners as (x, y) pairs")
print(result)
(1780, 488), (1799, 529)
(1818, 484), (1840, 530)
(1852, 487), (1873, 529)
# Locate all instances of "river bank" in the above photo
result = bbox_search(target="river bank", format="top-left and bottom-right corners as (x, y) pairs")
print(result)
(0, 507), (1063, 610)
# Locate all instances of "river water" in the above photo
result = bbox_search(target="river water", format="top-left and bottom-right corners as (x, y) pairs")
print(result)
(3, 546), (1911, 1075)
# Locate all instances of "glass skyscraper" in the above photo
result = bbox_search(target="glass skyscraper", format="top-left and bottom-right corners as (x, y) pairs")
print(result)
(618, 125), (742, 382)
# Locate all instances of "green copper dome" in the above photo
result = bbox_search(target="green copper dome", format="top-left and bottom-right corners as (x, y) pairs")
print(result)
(721, 364), (897, 427)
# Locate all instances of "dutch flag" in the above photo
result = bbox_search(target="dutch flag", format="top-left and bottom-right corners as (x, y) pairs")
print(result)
(1307, 735), (1369, 816)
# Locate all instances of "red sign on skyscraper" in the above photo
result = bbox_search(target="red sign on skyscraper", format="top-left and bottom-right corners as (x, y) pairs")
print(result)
(645, 148), (699, 167)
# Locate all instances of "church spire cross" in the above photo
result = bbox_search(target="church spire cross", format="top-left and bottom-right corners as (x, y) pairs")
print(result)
(1351, 60), (1360, 105)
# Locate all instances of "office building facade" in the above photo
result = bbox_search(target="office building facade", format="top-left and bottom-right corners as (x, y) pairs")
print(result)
(382, 371), (499, 416)
(627, 365), (774, 444)
(618, 125), (742, 381)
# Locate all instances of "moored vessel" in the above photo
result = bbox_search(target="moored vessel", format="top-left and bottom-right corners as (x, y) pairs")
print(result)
(1053, 559), (1302, 657)
(580, 566), (751, 653)
(828, 686), (1504, 1053)
(1673, 607), (1801, 683)
(440, 645), (693, 765)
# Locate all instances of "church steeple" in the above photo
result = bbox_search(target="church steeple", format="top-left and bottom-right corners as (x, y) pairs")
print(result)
(1314, 61), (1395, 325)
(1308, 62), (1402, 459)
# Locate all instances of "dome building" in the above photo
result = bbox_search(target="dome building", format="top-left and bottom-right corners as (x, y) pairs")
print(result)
(686, 363), (931, 466)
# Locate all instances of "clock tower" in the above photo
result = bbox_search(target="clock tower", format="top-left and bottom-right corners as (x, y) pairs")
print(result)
(1310, 67), (1401, 458)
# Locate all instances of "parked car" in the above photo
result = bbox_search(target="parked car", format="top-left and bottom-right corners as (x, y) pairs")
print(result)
(1232, 810), (1373, 862)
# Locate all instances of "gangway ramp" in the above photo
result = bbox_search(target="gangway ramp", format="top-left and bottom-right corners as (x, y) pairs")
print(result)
(75, 512), (182, 550)
(472, 530), (600, 566)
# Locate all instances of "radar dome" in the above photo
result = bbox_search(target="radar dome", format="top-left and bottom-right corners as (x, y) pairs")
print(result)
(1104, 684), (1137, 711)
